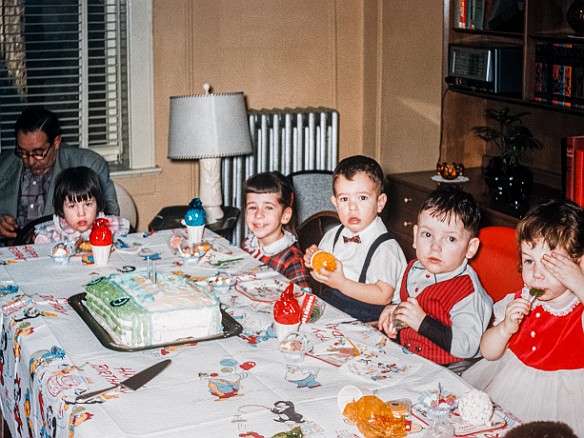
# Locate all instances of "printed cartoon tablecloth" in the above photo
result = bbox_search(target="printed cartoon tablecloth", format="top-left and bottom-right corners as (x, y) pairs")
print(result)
(0, 229), (521, 437)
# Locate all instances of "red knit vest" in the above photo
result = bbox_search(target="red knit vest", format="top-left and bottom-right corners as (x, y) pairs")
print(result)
(399, 260), (476, 365)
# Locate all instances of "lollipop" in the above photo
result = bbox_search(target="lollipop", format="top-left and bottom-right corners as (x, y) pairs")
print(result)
(528, 287), (545, 304)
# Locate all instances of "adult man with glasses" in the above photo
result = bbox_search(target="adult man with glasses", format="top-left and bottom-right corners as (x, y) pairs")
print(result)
(0, 107), (119, 241)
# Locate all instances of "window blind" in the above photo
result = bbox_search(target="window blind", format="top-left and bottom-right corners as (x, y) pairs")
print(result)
(0, 0), (128, 164)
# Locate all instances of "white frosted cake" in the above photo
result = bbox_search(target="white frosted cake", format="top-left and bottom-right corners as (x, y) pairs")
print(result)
(84, 272), (223, 348)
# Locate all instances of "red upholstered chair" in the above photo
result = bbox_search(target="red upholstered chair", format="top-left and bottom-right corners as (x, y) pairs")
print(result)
(469, 226), (524, 303)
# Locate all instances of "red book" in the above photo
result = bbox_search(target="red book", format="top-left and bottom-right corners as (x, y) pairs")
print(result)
(574, 141), (584, 207)
(566, 136), (576, 200)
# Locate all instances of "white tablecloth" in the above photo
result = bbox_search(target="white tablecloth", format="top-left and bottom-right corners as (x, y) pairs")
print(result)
(0, 229), (521, 437)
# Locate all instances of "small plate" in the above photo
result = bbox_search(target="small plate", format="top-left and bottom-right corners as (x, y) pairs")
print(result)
(235, 278), (298, 302)
(68, 293), (243, 352)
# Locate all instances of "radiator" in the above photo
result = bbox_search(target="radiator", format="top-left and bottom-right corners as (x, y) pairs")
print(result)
(222, 107), (339, 244)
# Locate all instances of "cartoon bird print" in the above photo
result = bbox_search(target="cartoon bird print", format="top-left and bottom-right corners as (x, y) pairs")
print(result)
(271, 400), (304, 423)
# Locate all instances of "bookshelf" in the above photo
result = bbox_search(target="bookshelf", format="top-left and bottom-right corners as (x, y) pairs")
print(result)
(441, 0), (584, 190)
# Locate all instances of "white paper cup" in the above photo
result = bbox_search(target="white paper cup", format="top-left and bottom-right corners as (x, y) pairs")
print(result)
(337, 385), (374, 414)
(275, 322), (300, 342)
(92, 244), (111, 266)
(187, 225), (205, 244)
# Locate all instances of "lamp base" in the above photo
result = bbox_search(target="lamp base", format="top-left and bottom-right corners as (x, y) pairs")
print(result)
(198, 157), (224, 224)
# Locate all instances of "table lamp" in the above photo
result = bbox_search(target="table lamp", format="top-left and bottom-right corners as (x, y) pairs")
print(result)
(168, 85), (253, 224)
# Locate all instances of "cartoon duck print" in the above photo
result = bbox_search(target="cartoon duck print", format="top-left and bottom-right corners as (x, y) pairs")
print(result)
(199, 372), (248, 401)
(13, 322), (34, 359)
(69, 405), (93, 438)
(285, 366), (321, 389)
(271, 400), (304, 423)
(14, 307), (58, 323)
(29, 346), (66, 377)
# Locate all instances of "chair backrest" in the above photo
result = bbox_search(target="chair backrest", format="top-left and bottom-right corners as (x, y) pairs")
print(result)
(297, 210), (341, 294)
(114, 182), (138, 231)
(469, 226), (524, 303)
(14, 214), (54, 245)
(288, 170), (334, 226)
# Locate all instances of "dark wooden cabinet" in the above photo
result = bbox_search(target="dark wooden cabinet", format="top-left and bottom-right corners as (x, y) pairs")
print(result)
(383, 168), (561, 260)
(441, 0), (584, 188)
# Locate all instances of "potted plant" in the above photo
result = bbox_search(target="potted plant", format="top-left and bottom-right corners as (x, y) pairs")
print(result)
(473, 107), (543, 208)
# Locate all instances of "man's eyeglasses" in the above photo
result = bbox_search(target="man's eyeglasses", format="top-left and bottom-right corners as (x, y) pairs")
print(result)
(14, 141), (54, 160)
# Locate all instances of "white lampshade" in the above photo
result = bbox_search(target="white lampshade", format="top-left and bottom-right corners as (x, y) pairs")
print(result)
(168, 91), (252, 160)
(168, 89), (252, 224)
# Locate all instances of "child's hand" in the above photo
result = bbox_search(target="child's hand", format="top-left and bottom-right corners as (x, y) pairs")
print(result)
(310, 258), (346, 289)
(500, 298), (531, 335)
(303, 244), (319, 268)
(394, 298), (426, 332)
(378, 304), (399, 338)
(542, 251), (584, 299)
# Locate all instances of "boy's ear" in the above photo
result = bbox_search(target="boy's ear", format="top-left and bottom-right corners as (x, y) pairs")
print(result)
(330, 195), (337, 209)
(281, 206), (293, 225)
(412, 224), (418, 249)
(376, 192), (387, 213)
(465, 237), (480, 259)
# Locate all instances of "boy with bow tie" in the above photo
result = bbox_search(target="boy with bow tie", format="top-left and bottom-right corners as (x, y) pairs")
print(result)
(378, 187), (492, 365)
(303, 155), (406, 322)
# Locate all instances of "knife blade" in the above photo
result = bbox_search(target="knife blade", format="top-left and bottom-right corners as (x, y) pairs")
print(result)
(75, 358), (171, 403)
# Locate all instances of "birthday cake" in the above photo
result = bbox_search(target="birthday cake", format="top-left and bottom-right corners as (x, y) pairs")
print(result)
(83, 272), (223, 348)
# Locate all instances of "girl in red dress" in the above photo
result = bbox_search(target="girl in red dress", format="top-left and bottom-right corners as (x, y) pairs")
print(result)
(463, 200), (584, 436)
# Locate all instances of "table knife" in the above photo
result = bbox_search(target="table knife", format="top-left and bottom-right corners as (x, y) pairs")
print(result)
(75, 358), (171, 403)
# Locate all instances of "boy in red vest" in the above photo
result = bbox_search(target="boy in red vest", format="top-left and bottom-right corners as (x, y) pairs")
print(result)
(378, 186), (493, 365)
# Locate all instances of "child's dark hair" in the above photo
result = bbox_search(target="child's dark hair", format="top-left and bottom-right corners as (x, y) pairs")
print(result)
(517, 199), (584, 263)
(419, 186), (481, 237)
(504, 421), (578, 438)
(53, 167), (106, 217)
(332, 155), (384, 195)
(243, 171), (298, 234)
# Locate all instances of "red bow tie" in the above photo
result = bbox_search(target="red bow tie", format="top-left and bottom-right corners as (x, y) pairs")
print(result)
(343, 235), (361, 244)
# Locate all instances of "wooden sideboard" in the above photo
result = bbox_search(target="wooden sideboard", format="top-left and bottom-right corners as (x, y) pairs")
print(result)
(383, 168), (562, 260)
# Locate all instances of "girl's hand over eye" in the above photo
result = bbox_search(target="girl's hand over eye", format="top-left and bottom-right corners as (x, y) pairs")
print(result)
(542, 252), (584, 299)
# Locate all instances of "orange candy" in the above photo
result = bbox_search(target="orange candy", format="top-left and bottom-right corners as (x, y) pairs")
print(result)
(311, 250), (337, 272)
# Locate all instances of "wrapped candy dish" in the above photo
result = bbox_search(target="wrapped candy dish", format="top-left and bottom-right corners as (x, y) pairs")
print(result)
(206, 271), (235, 294)
(51, 242), (73, 265)
(278, 332), (309, 363)
(310, 250), (337, 273)
(343, 395), (408, 438)
(177, 240), (211, 260)
(418, 388), (457, 420)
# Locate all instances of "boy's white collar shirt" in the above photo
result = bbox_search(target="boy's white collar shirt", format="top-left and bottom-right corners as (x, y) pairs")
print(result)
(243, 230), (297, 258)
(406, 259), (469, 298)
(319, 216), (405, 288)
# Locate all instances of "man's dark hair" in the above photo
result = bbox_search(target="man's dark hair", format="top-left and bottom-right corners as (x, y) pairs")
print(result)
(419, 186), (481, 237)
(14, 107), (62, 144)
(53, 167), (106, 217)
(332, 155), (384, 195)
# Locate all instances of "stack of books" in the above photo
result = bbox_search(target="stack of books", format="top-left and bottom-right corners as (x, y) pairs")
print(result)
(534, 42), (584, 109)
(565, 135), (584, 207)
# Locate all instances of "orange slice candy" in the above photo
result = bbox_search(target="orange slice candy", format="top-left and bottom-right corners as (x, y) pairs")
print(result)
(311, 250), (337, 272)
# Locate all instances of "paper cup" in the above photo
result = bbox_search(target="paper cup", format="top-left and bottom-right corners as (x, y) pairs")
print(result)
(187, 225), (205, 244)
(92, 244), (111, 266)
(337, 385), (374, 413)
(275, 322), (300, 342)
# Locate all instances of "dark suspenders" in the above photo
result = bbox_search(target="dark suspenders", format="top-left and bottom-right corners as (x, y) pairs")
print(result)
(332, 225), (393, 282)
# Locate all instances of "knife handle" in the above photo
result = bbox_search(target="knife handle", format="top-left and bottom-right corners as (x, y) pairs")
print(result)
(76, 383), (121, 403)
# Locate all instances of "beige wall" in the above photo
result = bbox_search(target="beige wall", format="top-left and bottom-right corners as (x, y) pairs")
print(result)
(115, 0), (443, 230)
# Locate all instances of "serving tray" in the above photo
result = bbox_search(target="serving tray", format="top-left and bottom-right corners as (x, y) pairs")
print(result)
(68, 293), (243, 352)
